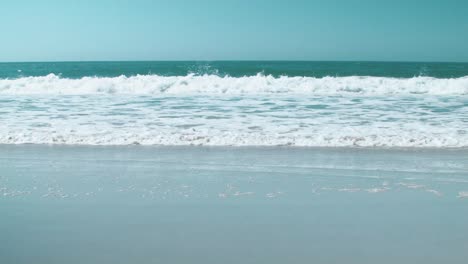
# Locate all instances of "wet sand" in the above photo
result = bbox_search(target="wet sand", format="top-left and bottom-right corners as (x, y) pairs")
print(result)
(1, 145), (468, 264)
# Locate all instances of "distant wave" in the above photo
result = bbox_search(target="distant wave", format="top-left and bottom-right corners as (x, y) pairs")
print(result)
(1, 73), (468, 95)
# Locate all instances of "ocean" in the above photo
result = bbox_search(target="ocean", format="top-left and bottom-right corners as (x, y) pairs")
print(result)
(1, 61), (467, 147)
(1, 61), (468, 264)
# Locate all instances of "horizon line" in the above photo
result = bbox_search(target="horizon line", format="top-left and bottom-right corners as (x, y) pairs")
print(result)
(1, 59), (468, 64)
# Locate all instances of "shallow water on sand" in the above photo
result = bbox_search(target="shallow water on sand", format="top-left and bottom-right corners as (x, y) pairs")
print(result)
(1, 146), (468, 264)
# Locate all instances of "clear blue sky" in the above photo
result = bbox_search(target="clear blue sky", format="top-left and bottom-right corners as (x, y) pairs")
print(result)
(1, 0), (467, 62)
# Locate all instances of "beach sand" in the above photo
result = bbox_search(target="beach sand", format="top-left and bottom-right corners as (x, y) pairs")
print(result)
(1, 145), (468, 264)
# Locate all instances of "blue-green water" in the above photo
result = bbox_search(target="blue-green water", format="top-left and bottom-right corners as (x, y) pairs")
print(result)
(2, 61), (468, 78)
(0, 61), (467, 147)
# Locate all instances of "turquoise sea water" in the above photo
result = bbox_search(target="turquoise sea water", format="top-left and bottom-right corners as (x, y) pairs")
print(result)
(0, 61), (467, 147)
(2, 61), (468, 78)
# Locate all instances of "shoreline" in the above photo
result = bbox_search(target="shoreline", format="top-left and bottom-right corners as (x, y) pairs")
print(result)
(1, 143), (468, 152)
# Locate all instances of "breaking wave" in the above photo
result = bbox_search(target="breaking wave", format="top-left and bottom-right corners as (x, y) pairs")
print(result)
(1, 74), (468, 95)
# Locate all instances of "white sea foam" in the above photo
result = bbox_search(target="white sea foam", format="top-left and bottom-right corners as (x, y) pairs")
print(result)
(426, 189), (443, 197)
(366, 187), (390, 193)
(1, 74), (468, 95)
(1, 74), (467, 147)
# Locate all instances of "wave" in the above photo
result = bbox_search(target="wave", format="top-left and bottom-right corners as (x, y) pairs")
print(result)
(1, 130), (466, 147)
(1, 73), (468, 95)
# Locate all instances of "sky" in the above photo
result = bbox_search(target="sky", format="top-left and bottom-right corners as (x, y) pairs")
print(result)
(0, 0), (467, 62)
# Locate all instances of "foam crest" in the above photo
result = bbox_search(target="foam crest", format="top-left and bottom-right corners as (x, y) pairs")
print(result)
(1, 74), (468, 95)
